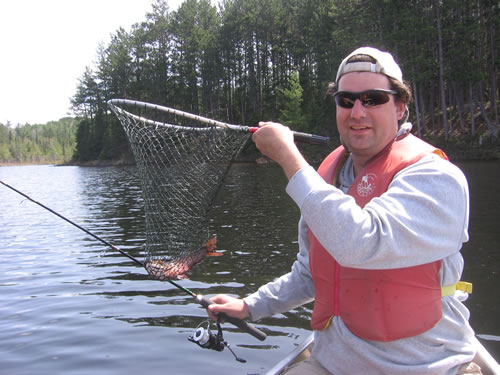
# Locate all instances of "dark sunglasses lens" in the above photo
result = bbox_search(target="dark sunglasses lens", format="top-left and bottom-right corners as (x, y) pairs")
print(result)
(335, 90), (392, 108)
(335, 92), (357, 108)
(359, 91), (391, 107)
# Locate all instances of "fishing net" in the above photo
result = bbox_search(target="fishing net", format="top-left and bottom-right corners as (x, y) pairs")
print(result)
(108, 99), (250, 275)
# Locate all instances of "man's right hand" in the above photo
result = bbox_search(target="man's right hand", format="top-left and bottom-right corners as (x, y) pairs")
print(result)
(207, 294), (250, 321)
(252, 122), (309, 180)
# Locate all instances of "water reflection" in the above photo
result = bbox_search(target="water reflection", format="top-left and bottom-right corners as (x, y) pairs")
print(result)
(208, 163), (301, 284)
(457, 161), (500, 358)
(74, 167), (146, 259)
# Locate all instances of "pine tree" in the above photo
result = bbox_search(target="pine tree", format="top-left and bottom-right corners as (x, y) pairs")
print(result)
(279, 71), (306, 131)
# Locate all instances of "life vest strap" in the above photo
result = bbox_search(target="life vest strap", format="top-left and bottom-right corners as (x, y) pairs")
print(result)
(441, 281), (473, 297)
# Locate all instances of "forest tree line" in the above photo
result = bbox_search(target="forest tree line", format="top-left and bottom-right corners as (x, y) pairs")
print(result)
(0, 119), (78, 164)
(25, 0), (500, 163)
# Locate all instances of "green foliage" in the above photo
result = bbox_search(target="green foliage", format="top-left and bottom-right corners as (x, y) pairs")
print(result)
(0, 118), (78, 164)
(279, 71), (306, 131)
(68, 0), (499, 163)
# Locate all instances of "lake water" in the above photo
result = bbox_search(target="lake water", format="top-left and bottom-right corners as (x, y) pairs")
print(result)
(0, 161), (499, 374)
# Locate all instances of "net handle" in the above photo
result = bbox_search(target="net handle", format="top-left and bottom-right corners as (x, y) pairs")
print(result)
(107, 99), (330, 145)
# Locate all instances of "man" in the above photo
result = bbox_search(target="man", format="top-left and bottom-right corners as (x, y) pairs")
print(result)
(208, 47), (478, 374)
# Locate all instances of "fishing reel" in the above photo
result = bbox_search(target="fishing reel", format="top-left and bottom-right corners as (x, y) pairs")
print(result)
(188, 318), (246, 363)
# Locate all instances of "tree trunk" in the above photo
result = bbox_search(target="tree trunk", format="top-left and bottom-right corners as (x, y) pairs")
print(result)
(412, 77), (422, 138)
(468, 81), (476, 137)
(478, 81), (498, 138)
(418, 81), (428, 134)
(429, 85), (435, 131)
(436, 4), (449, 141)
(453, 81), (466, 133)
(488, 11), (499, 129)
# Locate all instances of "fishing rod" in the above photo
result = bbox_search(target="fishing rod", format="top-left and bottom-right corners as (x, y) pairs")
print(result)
(1, 179), (143, 267)
(0, 179), (266, 343)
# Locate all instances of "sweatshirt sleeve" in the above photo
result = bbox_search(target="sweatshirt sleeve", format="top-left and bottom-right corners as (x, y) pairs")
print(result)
(286, 154), (469, 269)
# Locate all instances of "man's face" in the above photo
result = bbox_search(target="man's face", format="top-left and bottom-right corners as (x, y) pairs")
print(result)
(336, 72), (405, 162)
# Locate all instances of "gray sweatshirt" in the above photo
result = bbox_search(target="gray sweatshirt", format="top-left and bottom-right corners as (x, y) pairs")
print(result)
(244, 152), (476, 374)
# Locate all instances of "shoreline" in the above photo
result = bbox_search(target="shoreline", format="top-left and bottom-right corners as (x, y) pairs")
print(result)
(1, 143), (499, 168)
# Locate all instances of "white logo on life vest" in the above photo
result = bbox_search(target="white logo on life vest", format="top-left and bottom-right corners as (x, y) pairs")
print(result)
(357, 173), (376, 197)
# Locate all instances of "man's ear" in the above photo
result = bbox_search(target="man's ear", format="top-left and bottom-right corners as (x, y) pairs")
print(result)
(396, 101), (406, 121)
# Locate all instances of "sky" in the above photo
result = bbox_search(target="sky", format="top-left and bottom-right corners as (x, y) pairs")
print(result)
(0, 0), (185, 126)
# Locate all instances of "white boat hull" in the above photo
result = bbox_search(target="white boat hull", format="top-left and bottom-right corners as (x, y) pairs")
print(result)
(265, 333), (500, 375)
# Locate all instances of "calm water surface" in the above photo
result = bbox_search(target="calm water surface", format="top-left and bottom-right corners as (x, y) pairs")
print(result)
(0, 161), (499, 374)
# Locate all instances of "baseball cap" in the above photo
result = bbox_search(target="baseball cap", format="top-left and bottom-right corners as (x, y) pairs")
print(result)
(336, 47), (403, 84)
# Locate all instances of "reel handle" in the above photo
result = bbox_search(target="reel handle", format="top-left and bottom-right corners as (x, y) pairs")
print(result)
(196, 295), (267, 342)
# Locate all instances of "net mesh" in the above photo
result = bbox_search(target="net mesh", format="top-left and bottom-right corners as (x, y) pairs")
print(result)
(108, 99), (250, 271)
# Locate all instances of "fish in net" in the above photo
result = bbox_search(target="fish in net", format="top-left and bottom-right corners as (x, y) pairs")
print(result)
(108, 99), (250, 281)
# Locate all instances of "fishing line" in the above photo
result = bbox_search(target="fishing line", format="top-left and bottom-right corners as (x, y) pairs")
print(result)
(0, 179), (266, 341)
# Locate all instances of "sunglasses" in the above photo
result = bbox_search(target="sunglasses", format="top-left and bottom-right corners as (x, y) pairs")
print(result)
(334, 89), (397, 108)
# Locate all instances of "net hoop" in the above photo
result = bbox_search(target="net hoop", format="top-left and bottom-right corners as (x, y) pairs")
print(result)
(108, 98), (250, 268)
(108, 99), (252, 134)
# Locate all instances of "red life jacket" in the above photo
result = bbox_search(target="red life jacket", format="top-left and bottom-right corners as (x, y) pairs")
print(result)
(309, 134), (448, 342)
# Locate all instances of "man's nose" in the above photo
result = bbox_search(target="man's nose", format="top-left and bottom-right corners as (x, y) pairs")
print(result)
(350, 99), (367, 118)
